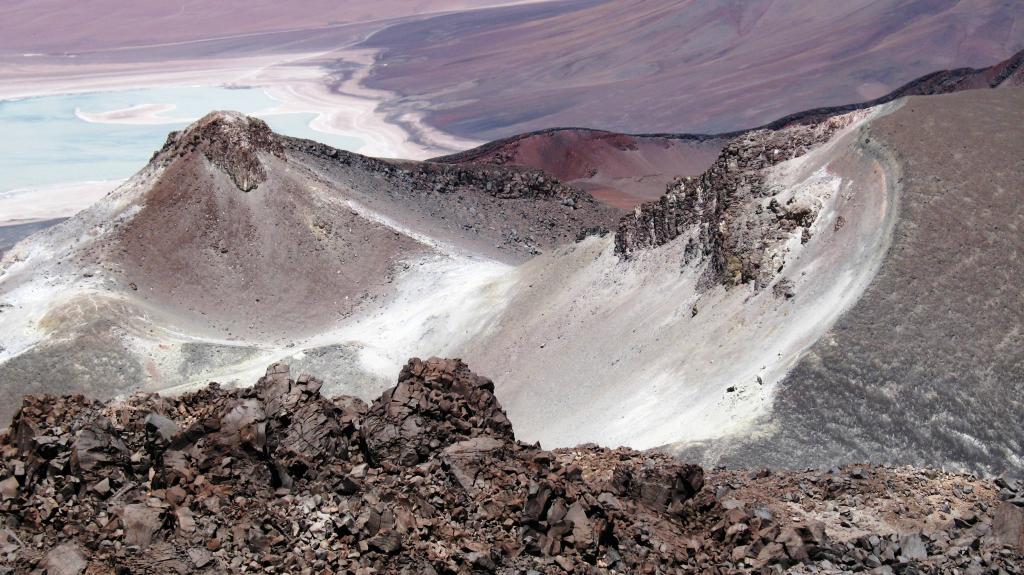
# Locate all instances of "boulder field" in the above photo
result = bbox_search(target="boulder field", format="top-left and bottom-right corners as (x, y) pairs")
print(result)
(1, 359), (1021, 573)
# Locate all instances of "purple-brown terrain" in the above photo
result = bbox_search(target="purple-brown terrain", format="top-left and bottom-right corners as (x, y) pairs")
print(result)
(2, 0), (1021, 153)
(0, 1), (524, 54)
(432, 49), (1024, 209)
(363, 0), (1023, 139)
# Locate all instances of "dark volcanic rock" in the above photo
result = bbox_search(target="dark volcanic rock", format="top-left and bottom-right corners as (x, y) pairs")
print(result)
(71, 419), (130, 478)
(0, 359), (1019, 573)
(0, 359), (708, 573)
(361, 357), (513, 466)
(994, 502), (1024, 553)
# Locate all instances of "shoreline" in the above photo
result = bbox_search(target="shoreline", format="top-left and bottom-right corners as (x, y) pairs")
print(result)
(0, 48), (480, 160)
(0, 47), (484, 225)
(74, 102), (192, 124)
(317, 48), (486, 157)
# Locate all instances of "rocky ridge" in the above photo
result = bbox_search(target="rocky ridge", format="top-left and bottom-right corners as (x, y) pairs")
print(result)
(283, 135), (620, 257)
(753, 49), (1024, 134)
(1, 359), (1022, 574)
(291, 137), (601, 203)
(156, 111), (600, 211)
(615, 112), (861, 290)
(427, 51), (1024, 290)
(430, 128), (725, 210)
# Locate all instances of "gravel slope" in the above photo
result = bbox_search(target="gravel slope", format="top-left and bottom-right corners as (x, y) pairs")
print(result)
(674, 88), (1024, 476)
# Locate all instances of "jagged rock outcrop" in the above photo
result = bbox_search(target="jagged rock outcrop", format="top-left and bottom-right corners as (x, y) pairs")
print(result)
(156, 111), (285, 192)
(1, 359), (1021, 573)
(361, 357), (513, 466)
(615, 113), (859, 289)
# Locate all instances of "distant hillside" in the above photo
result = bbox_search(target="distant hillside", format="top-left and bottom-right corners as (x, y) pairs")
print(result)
(432, 50), (1024, 209)
(364, 0), (1023, 139)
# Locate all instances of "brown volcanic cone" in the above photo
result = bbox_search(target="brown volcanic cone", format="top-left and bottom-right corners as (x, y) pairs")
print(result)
(111, 112), (426, 340)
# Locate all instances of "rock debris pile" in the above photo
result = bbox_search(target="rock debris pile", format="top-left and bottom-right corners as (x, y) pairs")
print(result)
(1, 358), (1021, 574)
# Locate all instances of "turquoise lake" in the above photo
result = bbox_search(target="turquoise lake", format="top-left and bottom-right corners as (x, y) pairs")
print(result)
(0, 86), (364, 194)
